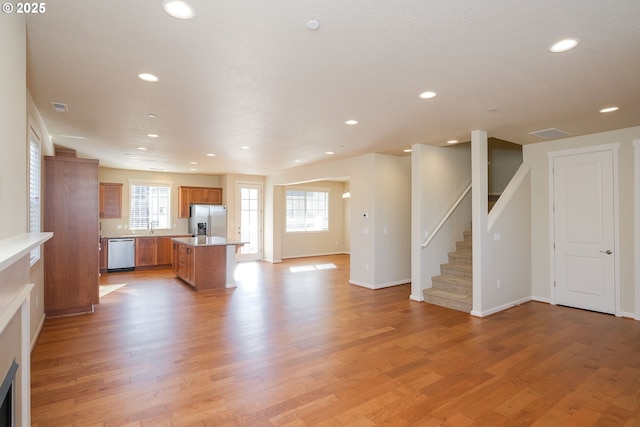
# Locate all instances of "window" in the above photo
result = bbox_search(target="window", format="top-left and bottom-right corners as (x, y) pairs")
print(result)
(286, 189), (329, 232)
(129, 183), (171, 230)
(28, 135), (41, 265)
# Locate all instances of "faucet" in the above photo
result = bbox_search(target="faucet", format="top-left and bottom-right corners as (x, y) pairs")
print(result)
(149, 221), (155, 235)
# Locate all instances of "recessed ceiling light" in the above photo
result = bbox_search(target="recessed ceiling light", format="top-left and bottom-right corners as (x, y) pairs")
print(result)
(163, 0), (195, 19)
(306, 20), (320, 30)
(326, 151), (334, 155)
(206, 153), (215, 157)
(294, 160), (301, 163)
(447, 140), (459, 144)
(241, 146), (250, 150)
(138, 73), (159, 82)
(137, 147), (147, 150)
(189, 168), (197, 171)
(148, 113), (156, 118)
(419, 91), (437, 99)
(403, 149), (412, 153)
(550, 38), (579, 53)
(189, 161), (198, 165)
(147, 133), (159, 138)
(599, 106), (619, 113)
(345, 120), (358, 125)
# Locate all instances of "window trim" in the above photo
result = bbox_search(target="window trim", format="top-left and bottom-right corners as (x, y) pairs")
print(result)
(28, 125), (41, 266)
(285, 187), (330, 234)
(128, 180), (173, 231)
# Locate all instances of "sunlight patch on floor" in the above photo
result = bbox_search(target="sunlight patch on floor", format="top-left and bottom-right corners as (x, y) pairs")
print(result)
(290, 263), (337, 273)
(99, 283), (127, 298)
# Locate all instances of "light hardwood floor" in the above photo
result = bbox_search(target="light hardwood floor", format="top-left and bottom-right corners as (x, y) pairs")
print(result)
(31, 255), (640, 426)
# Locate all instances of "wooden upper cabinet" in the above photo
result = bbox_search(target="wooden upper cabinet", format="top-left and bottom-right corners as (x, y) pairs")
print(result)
(178, 186), (222, 217)
(99, 183), (123, 218)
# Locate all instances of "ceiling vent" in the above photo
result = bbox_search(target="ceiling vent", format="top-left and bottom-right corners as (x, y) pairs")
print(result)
(50, 102), (68, 113)
(528, 128), (571, 140)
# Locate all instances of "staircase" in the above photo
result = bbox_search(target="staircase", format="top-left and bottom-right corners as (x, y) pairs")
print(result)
(421, 196), (499, 313)
(423, 229), (472, 313)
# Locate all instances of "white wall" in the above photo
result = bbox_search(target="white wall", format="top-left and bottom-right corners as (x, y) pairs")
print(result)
(27, 92), (54, 344)
(411, 143), (472, 300)
(267, 153), (411, 289)
(480, 166), (532, 315)
(373, 154), (412, 287)
(523, 126), (640, 317)
(0, 12), (29, 426)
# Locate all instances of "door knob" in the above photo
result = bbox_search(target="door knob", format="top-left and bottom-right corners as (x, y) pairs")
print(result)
(600, 250), (612, 255)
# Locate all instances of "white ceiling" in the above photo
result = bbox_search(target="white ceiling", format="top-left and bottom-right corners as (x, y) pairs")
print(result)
(26, 0), (640, 176)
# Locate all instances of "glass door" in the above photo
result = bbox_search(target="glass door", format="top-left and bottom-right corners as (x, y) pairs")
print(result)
(236, 183), (262, 261)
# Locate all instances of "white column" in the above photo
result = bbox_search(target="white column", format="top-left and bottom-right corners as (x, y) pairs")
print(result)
(471, 130), (488, 316)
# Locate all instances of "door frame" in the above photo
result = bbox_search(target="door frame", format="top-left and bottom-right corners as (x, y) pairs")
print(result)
(634, 140), (640, 320)
(235, 181), (263, 262)
(547, 142), (620, 316)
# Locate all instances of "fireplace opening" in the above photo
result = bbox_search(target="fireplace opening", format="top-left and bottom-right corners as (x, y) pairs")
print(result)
(0, 361), (18, 427)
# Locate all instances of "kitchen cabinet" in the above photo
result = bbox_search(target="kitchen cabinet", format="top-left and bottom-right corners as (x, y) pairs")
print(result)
(174, 243), (195, 285)
(135, 236), (177, 268)
(178, 186), (222, 217)
(156, 236), (173, 265)
(99, 182), (123, 218)
(44, 154), (99, 316)
(135, 237), (156, 267)
(172, 237), (245, 290)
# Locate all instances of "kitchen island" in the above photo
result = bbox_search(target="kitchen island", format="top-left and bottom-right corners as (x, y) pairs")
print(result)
(172, 237), (245, 290)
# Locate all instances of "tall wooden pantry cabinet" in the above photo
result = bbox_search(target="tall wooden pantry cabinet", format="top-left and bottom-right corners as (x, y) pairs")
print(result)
(43, 153), (100, 316)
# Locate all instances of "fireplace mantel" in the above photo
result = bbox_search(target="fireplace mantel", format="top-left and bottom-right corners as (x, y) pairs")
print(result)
(0, 232), (52, 274)
(0, 231), (52, 426)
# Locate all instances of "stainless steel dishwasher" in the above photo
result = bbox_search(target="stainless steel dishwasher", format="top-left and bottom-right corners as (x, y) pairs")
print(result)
(107, 238), (135, 271)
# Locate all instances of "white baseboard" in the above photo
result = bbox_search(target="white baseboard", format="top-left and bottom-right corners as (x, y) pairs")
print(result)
(532, 296), (551, 304)
(471, 296), (533, 317)
(31, 312), (45, 352)
(410, 294), (424, 302)
(281, 251), (348, 260)
(348, 279), (410, 290)
(619, 311), (636, 320)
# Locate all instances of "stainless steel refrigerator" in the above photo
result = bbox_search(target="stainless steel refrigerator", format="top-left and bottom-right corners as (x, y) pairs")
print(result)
(188, 204), (227, 238)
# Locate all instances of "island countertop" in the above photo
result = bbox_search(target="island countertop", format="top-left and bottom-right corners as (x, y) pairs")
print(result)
(171, 236), (246, 247)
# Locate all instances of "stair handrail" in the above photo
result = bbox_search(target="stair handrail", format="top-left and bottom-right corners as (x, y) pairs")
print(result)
(487, 163), (531, 232)
(421, 183), (472, 249)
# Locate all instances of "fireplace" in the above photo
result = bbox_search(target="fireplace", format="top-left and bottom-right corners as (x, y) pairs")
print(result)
(0, 361), (17, 427)
(0, 232), (52, 427)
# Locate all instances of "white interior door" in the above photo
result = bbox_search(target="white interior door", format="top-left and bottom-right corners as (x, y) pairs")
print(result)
(553, 149), (615, 314)
(236, 183), (262, 262)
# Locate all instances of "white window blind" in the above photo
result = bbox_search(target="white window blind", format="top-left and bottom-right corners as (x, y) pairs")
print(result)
(29, 138), (41, 265)
(129, 184), (171, 230)
(286, 189), (329, 232)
